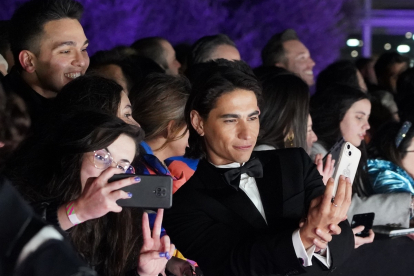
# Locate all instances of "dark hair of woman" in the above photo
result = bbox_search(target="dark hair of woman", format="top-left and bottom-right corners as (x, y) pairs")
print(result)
(316, 60), (360, 94)
(185, 59), (262, 159)
(310, 85), (372, 196)
(55, 75), (123, 115)
(188, 34), (236, 67)
(256, 68), (309, 149)
(0, 85), (30, 168)
(368, 120), (414, 168)
(129, 73), (190, 150)
(8, 111), (143, 275)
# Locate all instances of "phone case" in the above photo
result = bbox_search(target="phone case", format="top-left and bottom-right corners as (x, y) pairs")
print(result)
(323, 137), (345, 167)
(109, 174), (173, 209)
(351, 213), (375, 237)
(331, 142), (361, 197)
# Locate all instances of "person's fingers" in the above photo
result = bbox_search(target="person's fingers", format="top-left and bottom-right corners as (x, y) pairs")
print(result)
(109, 189), (132, 201)
(105, 175), (140, 192)
(367, 229), (375, 242)
(329, 224), (342, 235)
(152, 209), (164, 239)
(160, 234), (171, 256)
(321, 178), (335, 212)
(315, 228), (333, 243)
(169, 243), (176, 261)
(314, 153), (322, 164)
(96, 167), (127, 187)
(341, 177), (352, 216)
(141, 212), (152, 250)
(332, 175), (347, 208)
(352, 225), (365, 235)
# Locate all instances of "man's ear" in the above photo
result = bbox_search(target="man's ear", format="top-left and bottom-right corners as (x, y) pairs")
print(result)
(275, 62), (286, 69)
(18, 50), (36, 73)
(190, 110), (204, 136)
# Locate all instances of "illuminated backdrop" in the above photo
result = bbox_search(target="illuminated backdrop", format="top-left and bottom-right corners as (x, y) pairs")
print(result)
(0, 0), (357, 73)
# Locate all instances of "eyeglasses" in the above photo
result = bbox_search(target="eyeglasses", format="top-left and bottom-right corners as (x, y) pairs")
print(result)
(93, 148), (135, 174)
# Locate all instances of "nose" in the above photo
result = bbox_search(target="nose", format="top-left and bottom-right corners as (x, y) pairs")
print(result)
(308, 57), (315, 68)
(72, 50), (88, 68)
(312, 132), (318, 143)
(237, 121), (252, 140)
(365, 121), (370, 130)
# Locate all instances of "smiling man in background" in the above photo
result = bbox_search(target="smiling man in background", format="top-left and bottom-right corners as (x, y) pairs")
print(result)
(1, 0), (89, 130)
(261, 29), (315, 86)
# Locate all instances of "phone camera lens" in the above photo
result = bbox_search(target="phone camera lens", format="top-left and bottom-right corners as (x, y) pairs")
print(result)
(347, 144), (350, 149)
(348, 151), (352, 156)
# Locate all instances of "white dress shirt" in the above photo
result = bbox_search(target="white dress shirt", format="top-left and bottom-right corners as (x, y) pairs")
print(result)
(213, 161), (331, 268)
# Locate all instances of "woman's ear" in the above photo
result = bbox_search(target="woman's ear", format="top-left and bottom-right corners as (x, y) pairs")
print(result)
(18, 50), (36, 73)
(190, 110), (204, 136)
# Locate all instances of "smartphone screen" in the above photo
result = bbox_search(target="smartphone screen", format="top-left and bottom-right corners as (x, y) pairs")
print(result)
(351, 213), (375, 237)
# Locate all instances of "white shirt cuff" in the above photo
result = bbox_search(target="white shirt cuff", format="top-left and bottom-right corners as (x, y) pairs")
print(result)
(292, 228), (331, 268)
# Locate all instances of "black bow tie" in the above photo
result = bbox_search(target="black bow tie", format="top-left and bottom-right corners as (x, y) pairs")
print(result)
(219, 158), (263, 190)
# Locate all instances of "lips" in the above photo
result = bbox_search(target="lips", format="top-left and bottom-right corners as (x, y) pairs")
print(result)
(234, 145), (252, 150)
(64, 72), (82, 79)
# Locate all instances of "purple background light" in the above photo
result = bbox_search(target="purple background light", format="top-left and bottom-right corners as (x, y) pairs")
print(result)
(0, 0), (357, 73)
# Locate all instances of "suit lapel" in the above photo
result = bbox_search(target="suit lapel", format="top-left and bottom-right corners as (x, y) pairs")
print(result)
(195, 159), (268, 231)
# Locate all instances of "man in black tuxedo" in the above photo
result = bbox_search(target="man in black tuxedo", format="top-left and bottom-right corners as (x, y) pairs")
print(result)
(163, 60), (354, 276)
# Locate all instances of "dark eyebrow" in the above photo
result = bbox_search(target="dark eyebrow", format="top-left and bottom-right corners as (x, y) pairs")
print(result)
(53, 39), (89, 50)
(356, 111), (366, 115)
(123, 104), (132, 109)
(248, 110), (260, 117)
(119, 159), (131, 163)
(220, 114), (240, 119)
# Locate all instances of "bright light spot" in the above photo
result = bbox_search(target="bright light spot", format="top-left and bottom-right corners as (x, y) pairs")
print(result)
(351, 50), (358, 58)
(384, 43), (392, 50)
(359, 40), (364, 47)
(397, 45), (410, 53)
(347, 39), (359, 47)
(406, 32), (413, 39)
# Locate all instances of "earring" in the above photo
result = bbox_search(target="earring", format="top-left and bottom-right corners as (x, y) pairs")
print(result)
(285, 133), (294, 148)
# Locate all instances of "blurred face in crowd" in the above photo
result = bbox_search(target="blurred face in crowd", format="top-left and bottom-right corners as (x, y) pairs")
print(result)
(306, 115), (318, 154)
(209, 45), (241, 62)
(340, 99), (371, 147)
(160, 39), (181, 75)
(402, 137), (414, 178)
(22, 18), (89, 98)
(80, 134), (136, 189)
(118, 91), (140, 127)
(277, 40), (315, 86)
(191, 89), (260, 165)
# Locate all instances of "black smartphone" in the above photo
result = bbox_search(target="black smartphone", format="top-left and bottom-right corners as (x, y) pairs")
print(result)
(351, 212), (375, 237)
(108, 174), (173, 209)
(323, 137), (345, 166)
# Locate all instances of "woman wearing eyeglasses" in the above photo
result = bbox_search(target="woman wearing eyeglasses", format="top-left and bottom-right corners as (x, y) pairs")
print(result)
(367, 121), (414, 194)
(6, 110), (174, 276)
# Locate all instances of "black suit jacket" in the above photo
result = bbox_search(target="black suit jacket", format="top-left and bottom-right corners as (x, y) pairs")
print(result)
(164, 148), (354, 276)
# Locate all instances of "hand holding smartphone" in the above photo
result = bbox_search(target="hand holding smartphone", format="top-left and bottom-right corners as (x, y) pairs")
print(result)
(351, 213), (375, 237)
(108, 174), (173, 209)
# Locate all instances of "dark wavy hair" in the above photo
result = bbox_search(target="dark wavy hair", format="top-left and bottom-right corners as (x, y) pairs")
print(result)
(310, 85), (372, 196)
(129, 73), (190, 150)
(316, 60), (361, 94)
(256, 67), (309, 150)
(368, 120), (414, 169)
(7, 111), (143, 275)
(55, 75), (123, 116)
(185, 59), (262, 159)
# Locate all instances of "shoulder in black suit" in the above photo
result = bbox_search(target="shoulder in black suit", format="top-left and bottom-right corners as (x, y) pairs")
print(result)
(164, 148), (354, 276)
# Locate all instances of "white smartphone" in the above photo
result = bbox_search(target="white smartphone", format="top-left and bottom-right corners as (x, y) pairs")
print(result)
(331, 142), (361, 197)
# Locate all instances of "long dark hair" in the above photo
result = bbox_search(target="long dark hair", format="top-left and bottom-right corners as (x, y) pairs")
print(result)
(310, 85), (372, 196)
(256, 68), (309, 150)
(7, 111), (143, 275)
(185, 59), (262, 159)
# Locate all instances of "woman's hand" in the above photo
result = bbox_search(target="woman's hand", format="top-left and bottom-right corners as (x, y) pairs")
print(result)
(314, 154), (335, 185)
(138, 209), (175, 276)
(58, 167), (140, 230)
(352, 226), (375, 248)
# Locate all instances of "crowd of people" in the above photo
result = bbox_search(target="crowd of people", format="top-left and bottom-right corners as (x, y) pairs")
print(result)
(1, 0), (414, 275)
